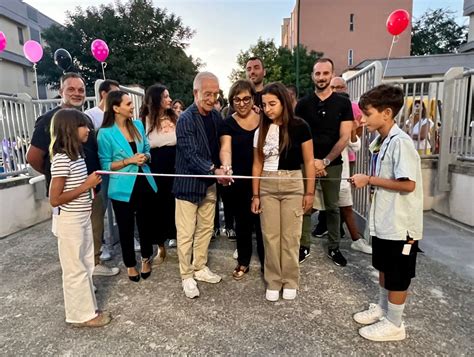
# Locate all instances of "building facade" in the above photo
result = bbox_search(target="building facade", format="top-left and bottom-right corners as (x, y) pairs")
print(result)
(460, 0), (474, 52)
(281, 0), (413, 75)
(0, 0), (60, 98)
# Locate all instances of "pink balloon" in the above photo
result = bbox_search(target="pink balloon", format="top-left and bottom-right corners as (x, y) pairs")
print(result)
(91, 39), (109, 62)
(23, 40), (43, 63)
(0, 32), (6, 52)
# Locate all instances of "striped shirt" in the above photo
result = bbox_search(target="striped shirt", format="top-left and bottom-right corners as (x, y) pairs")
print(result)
(51, 153), (92, 212)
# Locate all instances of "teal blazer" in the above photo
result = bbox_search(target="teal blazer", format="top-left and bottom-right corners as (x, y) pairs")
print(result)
(97, 120), (158, 202)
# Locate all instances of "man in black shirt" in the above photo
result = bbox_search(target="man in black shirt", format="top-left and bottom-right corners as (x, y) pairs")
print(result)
(295, 58), (353, 267)
(27, 73), (119, 277)
(245, 56), (266, 109)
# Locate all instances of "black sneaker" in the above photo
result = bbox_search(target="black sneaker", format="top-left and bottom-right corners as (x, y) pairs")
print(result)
(312, 226), (328, 238)
(299, 246), (311, 263)
(327, 248), (347, 267)
(225, 228), (237, 241)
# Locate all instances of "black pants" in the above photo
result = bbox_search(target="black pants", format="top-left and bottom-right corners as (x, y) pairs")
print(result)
(214, 184), (236, 231)
(150, 146), (176, 244)
(230, 182), (264, 267)
(111, 176), (155, 267)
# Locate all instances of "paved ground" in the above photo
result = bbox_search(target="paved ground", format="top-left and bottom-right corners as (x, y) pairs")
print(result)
(0, 212), (472, 356)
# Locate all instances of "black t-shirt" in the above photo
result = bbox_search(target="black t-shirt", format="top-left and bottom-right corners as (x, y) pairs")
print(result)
(201, 113), (220, 167)
(30, 106), (101, 191)
(295, 92), (353, 166)
(278, 118), (312, 170)
(219, 115), (257, 179)
(254, 91), (263, 109)
(255, 118), (312, 170)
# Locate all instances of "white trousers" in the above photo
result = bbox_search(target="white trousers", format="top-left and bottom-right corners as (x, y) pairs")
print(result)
(56, 210), (98, 323)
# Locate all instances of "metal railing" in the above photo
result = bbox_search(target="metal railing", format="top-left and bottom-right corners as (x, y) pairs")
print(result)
(0, 95), (97, 178)
(346, 61), (383, 218)
(449, 69), (474, 160)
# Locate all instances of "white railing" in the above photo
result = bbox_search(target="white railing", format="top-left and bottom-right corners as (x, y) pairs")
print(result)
(0, 80), (145, 178)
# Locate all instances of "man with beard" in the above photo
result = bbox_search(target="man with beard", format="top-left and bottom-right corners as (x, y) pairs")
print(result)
(245, 57), (266, 109)
(295, 58), (353, 267)
(27, 72), (120, 277)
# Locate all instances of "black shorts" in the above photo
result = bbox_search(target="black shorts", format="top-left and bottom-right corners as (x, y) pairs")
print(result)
(372, 236), (419, 291)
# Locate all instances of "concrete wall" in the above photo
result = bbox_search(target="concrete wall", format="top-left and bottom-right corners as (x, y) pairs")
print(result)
(422, 159), (474, 227)
(0, 60), (36, 97)
(0, 177), (51, 238)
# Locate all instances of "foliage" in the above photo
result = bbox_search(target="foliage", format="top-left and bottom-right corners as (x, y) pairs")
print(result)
(38, 0), (200, 105)
(229, 38), (323, 97)
(411, 8), (468, 56)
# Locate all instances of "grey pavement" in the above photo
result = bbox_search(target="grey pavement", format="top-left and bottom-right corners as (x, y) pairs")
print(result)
(0, 212), (473, 356)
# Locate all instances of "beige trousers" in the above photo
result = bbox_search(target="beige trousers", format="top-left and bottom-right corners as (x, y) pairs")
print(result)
(175, 185), (217, 279)
(260, 170), (304, 290)
(56, 210), (98, 323)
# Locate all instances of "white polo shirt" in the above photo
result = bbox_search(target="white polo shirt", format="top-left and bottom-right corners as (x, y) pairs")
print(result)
(369, 124), (423, 241)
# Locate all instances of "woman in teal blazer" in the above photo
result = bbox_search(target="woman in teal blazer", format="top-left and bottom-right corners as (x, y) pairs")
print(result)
(98, 90), (158, 282)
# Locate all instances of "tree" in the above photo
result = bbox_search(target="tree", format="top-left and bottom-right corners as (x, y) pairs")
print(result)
(38, 0), (200, 105)
(411, 8), (468, 56)
(229, 38), (322, 97)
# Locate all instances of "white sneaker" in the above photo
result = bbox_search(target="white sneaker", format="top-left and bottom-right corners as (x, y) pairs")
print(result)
(93, 264), (120, 276)
(351, 238), (373, 254)
(182, 278), (200, 299)
(282, 288), (297, 300)
(100, 245), (112, 261)
(169, 239), (177, 248)
(232, 249), (238, 260)
(194, 266), (222, 284)
(353, 303), (384, 325)
(266, 289), (280, 302)
(359, 318), (406, 341)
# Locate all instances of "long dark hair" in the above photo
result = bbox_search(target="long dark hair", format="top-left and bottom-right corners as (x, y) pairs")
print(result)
(256, 82), (294, 159)
(49, 108), (88, 161)
(140, 84), (177, 135)
(102, 90), (142, 141)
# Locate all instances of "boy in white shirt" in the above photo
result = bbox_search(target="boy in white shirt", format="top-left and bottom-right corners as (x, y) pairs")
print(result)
(350, 84), (423, 342)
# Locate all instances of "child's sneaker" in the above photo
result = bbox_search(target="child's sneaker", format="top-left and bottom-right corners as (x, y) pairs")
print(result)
(353, 303), (384, 325)
(358, 318), (406, 341)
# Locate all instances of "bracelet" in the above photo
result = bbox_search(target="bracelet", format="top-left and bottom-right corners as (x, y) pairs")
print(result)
(368, 175), (372, 185)
(122, 159), (126, 167)
(304, 192), (315, 197)
(251, 195), (260, 200)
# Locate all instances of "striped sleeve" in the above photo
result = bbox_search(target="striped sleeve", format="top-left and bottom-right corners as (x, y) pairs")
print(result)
(51, 154), (71, 178)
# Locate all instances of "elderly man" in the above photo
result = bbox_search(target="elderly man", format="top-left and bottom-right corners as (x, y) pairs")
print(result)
(173, 71), (230, 299)
(27, 72), (119, 277)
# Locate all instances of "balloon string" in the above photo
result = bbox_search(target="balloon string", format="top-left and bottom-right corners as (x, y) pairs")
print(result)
(101, 62), (107, 80)
(383, 36), (397, 79)
(33, 63), (40, 99)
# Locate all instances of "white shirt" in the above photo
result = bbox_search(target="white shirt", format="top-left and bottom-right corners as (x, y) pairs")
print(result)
(84, 106), (104, 130)
(369, 124), (423, 241)
(340, 136), (361, 190)
(253, 124), (280, 171)
(146, 118), (177, 148)
(411, 117), (434, 151)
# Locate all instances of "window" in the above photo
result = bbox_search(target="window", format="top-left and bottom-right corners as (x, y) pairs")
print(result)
(27, 6), (38, 22)
(349, 13), (354, 32)
(30, 28), (41, 42)
(23, 68), (29, 87)
(17, 27), (24, 45)
(348, 49), (353, 66)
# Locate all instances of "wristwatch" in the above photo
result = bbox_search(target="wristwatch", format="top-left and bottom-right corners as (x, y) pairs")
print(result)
(209, 164), (217, 175)
(322, 158), (331, 167)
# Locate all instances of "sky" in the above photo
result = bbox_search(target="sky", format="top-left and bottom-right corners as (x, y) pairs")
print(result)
(24, 0), (466, 95)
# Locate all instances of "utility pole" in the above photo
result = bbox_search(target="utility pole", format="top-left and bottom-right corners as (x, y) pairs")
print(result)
(295, 0), (301, 96)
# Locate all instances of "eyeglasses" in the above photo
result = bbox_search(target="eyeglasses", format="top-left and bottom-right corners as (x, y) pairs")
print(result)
(233, 96), (252, 105)
(202, 92), (221, 101)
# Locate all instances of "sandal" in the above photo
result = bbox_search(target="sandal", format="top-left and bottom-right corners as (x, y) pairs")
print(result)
(232, 265), (249, 280)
